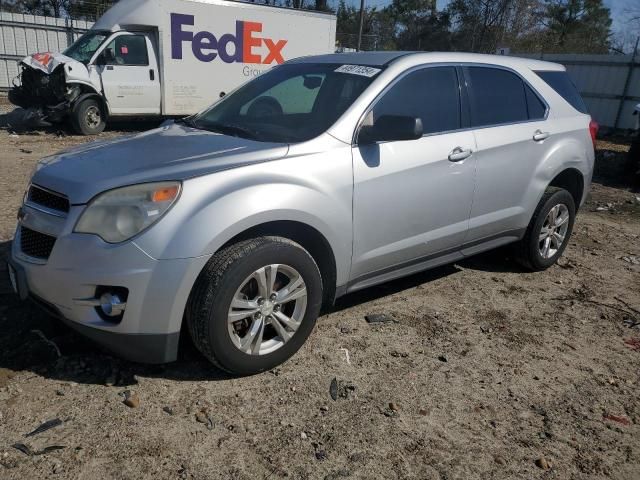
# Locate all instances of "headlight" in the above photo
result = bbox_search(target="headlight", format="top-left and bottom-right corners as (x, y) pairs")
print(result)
(75, 182), (181, 243)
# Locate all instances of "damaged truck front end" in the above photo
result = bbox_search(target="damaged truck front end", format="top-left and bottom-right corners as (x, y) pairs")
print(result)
(10, 56), (73, 126)
(9, 52), (106, 134)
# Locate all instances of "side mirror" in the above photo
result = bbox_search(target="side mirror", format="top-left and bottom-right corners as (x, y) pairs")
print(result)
(102, 47), (115, 64)
(303, 76), (322, 89)
(358, 115), (423, 145)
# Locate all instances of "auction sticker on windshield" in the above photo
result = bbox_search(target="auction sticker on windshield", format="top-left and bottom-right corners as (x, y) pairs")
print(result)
(334, 65), (381, 77)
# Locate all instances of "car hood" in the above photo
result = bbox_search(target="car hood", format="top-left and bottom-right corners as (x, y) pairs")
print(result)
(20, 52), (81, 74)
(32, 122), (289, 204)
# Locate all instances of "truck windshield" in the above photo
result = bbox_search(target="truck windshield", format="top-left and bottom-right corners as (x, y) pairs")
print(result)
(190, 63), (383, 143)
(64, 30), (109, 64)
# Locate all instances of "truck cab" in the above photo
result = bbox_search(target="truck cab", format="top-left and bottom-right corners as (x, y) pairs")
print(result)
(82, 30), (161, 116)
(8, 0), (337, 134)
(74, 29), (161, 131)
(9, 28), (161, 134)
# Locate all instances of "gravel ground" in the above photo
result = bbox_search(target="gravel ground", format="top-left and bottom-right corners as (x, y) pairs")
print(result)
(0, 100), (639, 479)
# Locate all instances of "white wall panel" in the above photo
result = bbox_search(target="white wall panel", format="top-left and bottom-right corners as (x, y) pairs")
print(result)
(0, 11), (93, 90)
(519, 53), (639, 129)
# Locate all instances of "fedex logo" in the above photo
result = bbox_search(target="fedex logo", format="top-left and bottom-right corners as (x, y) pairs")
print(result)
(171, 13), (287, 64)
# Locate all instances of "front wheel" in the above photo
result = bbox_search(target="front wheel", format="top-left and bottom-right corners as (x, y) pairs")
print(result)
(71, 98), (106, 135)
(514, 188), (576, 271)
(186, 237), (323, 375)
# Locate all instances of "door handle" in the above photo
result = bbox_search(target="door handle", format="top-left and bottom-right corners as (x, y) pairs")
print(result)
(533, 130), (550, 141)
(106, 65), (114, 70)
(149, 69), (155, 81)
(448, 147), (472, 162)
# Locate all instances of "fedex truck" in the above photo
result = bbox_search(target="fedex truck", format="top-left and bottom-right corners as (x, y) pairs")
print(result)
(9, 0), (336, 134)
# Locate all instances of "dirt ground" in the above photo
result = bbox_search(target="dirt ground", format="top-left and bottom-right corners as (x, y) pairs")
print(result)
(0, 97), (639, 480)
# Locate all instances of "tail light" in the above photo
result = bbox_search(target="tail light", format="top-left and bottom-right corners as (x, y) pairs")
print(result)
(589, 118), (599, 149)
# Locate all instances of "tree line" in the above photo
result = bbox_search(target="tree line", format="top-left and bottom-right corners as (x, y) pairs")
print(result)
(337, 0), (613, 54)
(2, 0), (617, 54)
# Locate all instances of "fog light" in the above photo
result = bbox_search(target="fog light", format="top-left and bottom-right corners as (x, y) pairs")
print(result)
(73, 286), (128, 323)
(99, 292), (126, 317)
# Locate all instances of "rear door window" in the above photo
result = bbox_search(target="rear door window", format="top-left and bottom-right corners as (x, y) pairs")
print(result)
(372, 66), (461, 135)
(464, 66), (530, 127)
(534, 70), (588, 114)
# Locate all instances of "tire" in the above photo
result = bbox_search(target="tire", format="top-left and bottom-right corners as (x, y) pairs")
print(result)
(625, 137), (640, 183)
(186, 236), (323, 375)
(514, 188), (576, 271)
(71, 98), (106, 135)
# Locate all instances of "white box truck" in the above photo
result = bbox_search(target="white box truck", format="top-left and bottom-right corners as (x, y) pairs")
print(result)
(9, 0), (336, 134)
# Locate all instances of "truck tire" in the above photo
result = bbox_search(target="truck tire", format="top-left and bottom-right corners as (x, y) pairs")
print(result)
(514, 188), (576, 271)
(186, 236), (323, 375)
(71, 98), (106, 135)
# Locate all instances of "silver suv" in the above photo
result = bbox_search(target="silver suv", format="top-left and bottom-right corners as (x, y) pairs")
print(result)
(8, 52), (596, 375)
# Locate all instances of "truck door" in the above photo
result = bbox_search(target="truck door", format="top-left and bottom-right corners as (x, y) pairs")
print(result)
(96, 32), (161, 115)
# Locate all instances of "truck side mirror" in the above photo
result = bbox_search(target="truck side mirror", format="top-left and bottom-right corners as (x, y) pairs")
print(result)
(102, 48), (116, 65)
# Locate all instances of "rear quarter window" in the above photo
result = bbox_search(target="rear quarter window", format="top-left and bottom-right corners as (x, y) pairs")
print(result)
(464, 66), (545, 127)
(535, 71), (588, 114)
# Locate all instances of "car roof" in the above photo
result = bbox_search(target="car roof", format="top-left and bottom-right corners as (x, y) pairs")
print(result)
(288, 51), (565, 71)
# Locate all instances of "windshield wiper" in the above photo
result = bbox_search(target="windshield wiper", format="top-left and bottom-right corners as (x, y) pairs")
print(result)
(197, 121), (260, 140)
(176, 116), (198, 128)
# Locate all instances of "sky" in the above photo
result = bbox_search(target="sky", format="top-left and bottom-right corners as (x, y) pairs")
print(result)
(603, 0), (636, 41)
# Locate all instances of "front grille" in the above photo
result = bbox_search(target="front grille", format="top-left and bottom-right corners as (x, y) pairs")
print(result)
(27, 185), (70, 213)
(20, 226), (56, 260)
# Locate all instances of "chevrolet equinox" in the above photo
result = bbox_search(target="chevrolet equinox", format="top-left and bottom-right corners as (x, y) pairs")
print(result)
(8, 52), (597, 375)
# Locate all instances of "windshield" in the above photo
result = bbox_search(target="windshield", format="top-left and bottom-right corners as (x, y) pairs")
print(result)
(64, 30), (109, 64)
(190, 63), (383, 143)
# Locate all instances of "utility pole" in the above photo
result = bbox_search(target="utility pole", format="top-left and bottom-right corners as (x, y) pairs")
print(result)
(357, 0), (365, 51)
(613, 35), (639, 130)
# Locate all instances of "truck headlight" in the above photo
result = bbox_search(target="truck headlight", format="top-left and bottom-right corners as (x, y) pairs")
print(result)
(75, 182), (181, 243)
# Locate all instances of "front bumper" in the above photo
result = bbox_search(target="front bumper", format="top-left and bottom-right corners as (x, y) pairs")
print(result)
(9, 228), (210, 364)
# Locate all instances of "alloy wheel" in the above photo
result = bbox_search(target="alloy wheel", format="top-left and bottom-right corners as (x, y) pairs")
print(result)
(538, 203), (570, 259)
(227, 264), (307, 355)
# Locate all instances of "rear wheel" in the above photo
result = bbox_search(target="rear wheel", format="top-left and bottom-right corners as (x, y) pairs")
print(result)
(515, 188), (576, 271)
(71, 98), (105, 135)
(626, 136), (640, 184)
(186, 237), (323, 375)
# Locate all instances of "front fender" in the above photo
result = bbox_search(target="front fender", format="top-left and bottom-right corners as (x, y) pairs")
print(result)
(66, 80), (100, 94)
(70, 91), (109, 118)
(64, 63), (108, 113)
(133, 147), (354, 286)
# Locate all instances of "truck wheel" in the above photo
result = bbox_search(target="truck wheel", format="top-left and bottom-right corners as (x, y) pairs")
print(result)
(514, 188), (576, 271)
(186, 237), (323, 375)
(71, 98), (105, 135)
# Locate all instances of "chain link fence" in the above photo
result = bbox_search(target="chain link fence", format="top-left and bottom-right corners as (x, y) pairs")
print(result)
(66, 1), (115, 21)
(1, 0), (116, 22)
(335, 32), (379, 52)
